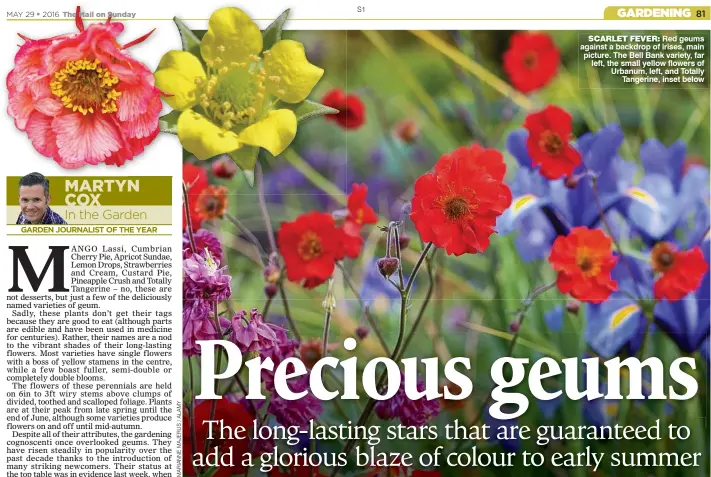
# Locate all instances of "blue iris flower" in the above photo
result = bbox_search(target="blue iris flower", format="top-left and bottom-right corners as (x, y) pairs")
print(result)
(623, 140), (710, 245)
(498, 123), (635, 261)
(538, 395), (563, 420)
(585, 256), (652, 358)
(586, 229), (710, 356)
(485, 406), (520, 453)
(544, 306), (563, 333)
(264, 146), (408, 220)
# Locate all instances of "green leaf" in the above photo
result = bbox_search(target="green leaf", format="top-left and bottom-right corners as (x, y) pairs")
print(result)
(242, 169), (255, 187)
(262, 9), (290, 51)
(159, 110), (180, 135)
(173, 17), (201, 59)
(282, 100), (339, 123)
(229, 147), (260, 186)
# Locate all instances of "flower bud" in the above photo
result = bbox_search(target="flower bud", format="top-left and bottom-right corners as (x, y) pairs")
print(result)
(377, 257), (400, 278)
(509, 321), (520, 333)
(264, 283), (278, 298)
(564, 175), (579, 189)
(565, 300), (580, 315)
(355, 326), (369, 340)
(322, 278), (336, 312)
(398, 233), (411, 251)
(393, 119), (420, 144)
(263, 264), (281, 284)
(212, 155), (238, 179)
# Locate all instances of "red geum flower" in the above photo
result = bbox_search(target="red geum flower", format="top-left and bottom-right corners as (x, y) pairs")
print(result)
(409, 143), (512, 256)
(523, 105), (582, 180)
(299, 338), (338, 369)
(212, 155), (238, 179)
(183, 163), (208, 231)
(195, 185), (229, 221)
(277, 211), (346, 288)
(346, 183), (378, 227)
(650, 242), (708, 302)
(682, 154), (706, 176)
(322, 88), (365, 129)
(183, 400), (251, 477)
(503, 31), (560, 94)
(341, 183), (379, 258)
(549, 227), (619, 304)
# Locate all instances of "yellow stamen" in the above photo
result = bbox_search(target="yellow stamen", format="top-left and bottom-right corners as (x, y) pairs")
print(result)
(50, 58), (121, 115)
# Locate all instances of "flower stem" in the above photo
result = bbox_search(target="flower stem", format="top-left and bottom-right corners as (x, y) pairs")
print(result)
(393, 224), (406, 290)
(454, 281), (556, 452)
(235, 373), (263, 426)
(182, 182), (197, 254)
(399, 248), (438, 356)
(261, 294), (275, 321)
(589, 174), (644, 299)
(322, 310), (332, 358)
(256, 161), (278, 255)
(330, 242), (433, 476)
(187, 357), (199, 475)
(204, 300), (223, 457)
(278, 281), (301, 342)
(405, 242), (433, 296)
(337, 262), (390, 355)
(223, 212), (267, 261)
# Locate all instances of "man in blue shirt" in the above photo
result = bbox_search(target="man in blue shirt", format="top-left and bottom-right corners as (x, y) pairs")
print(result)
(16, 172), (67, 225)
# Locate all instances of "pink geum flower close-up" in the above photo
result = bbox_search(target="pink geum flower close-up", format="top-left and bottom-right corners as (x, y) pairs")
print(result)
(7, 8), (162, 169)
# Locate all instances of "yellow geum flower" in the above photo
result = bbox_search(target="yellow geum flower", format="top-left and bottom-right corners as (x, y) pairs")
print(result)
(154, 7), (324, 161)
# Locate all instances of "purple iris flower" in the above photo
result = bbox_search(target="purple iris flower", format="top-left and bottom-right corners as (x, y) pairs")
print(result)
(544, 306), (563, 333)
(624, 140), (710, 244)
(485, 406), (520, 453)
(263, 145), (407, 220)
(538, 395), (563, 420)
(498, 123), (635, 260)
(585, 256), (651, 358)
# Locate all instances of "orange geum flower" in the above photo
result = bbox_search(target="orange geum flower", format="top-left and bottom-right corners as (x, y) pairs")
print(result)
(549, 227), (619, 304)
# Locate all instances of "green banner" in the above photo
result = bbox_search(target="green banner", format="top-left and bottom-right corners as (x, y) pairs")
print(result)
(8, 176), (173, 206)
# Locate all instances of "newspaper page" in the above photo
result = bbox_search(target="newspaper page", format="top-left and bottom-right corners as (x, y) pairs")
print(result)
(2, 2), (710, 477)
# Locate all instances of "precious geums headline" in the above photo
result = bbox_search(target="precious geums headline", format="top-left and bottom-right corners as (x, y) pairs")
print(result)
(3, 244), (702, 475)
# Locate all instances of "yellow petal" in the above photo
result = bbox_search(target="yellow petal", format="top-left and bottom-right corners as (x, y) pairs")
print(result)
(177, 110), (241, 160)
(200, 7), (262, 64)
(237, 109), (297, 156)
(264, 40), (323, 103)
(264, 40), (324, 103)
(154, 51), (206, 111)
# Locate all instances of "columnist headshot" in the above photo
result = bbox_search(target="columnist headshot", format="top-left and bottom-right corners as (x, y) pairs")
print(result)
(16, 172), (67, 225)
